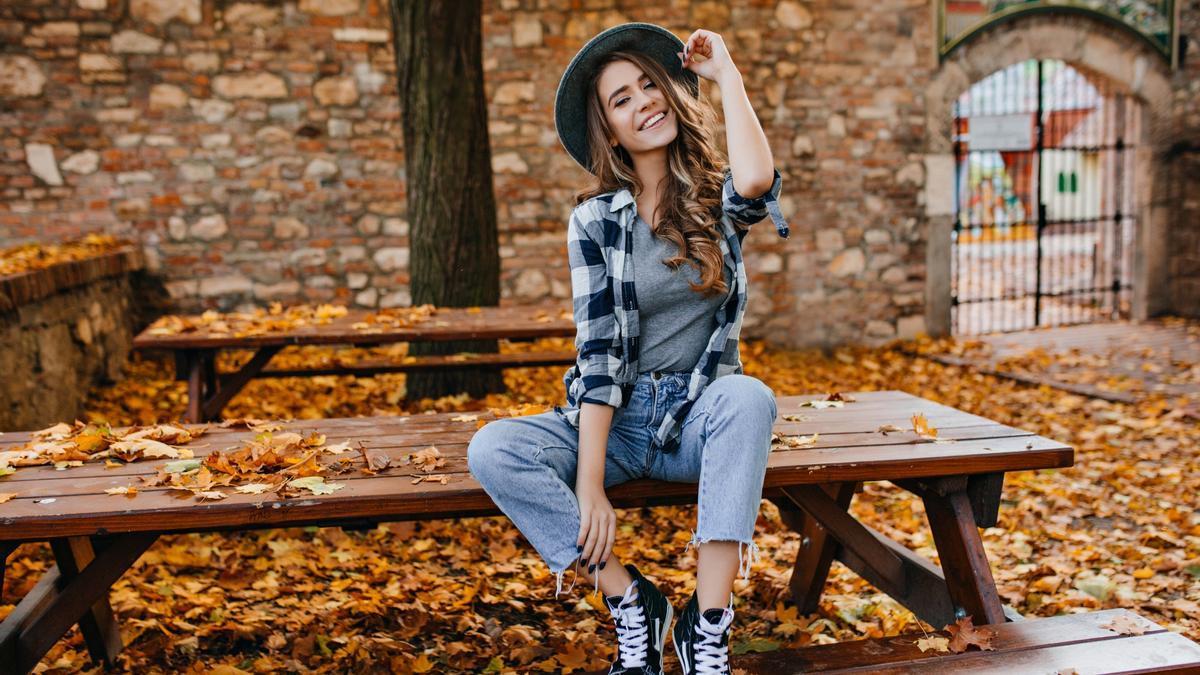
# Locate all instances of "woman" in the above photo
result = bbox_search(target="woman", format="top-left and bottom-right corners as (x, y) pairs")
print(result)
(468, 22), (789, 675)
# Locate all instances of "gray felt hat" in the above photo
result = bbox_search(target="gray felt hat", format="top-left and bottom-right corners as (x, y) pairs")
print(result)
(554, 22), (700, 175)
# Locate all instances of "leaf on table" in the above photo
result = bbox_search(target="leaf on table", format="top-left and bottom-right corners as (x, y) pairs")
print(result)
(801, 400), (843, 409)
(877, 424), (905, 435)
(409, 446), (445, 473)
(780, 433), (819, 448)
(288, 476), (344, 495)
(196, 490), (227, 501)
(826, 392), (857, 402)
(911, 413), (938, 439)
(451, 414), (479, 422)
(781, 413), (811, 422)
(944, 616), (995, 653)
(121, 424), (202, 444)
(411, 474), (449, 485)
(110, 438), (182, 460)
(104, 485), (138, 496)
(0, 492), (16, 504)
(0, 466), (13, 477)
(323, 441), (351, 455)
(916, 636), (950, 653)
(163, 458), (203, 474)
(235, 483), (274, 495)
(33, 422), (74, 440)
(1101, 614), (1148, 636)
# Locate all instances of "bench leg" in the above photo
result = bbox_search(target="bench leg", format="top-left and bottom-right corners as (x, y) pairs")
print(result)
(770, 482), (857, 614)
(0, 533), (156, 675)
(921, 488), (1006, 625)
(184, 350), (204, 423)
(49, 538), (123, 666)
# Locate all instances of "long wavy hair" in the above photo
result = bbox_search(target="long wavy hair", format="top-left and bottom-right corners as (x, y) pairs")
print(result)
(576, 50), (729, 298)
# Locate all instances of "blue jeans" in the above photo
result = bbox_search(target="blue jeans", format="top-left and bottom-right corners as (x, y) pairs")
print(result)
(467, 372), (777, 590)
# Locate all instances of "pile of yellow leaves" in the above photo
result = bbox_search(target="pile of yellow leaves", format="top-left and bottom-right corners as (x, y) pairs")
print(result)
(351, 304), (439, 332)
(0, 233), (129, 277)
(0, 421), (204, 474)
(145, 302), (351, 337)
(4, 332), (1197, 673)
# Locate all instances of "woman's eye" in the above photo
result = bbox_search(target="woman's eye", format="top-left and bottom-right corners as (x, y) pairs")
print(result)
(645, 81), (655, 88)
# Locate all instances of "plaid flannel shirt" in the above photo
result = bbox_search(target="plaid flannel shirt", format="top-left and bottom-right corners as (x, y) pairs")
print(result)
(555, 168), (789, 453)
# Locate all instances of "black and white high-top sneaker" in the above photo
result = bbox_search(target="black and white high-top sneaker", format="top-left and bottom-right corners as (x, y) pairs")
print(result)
(672, 592), (734, 675)
(603, 564), (674, 674)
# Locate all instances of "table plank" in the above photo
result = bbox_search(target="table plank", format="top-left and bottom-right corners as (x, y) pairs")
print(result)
(133, 305), (575, 350)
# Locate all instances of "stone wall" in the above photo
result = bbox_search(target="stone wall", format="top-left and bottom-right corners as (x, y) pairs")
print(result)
(0, 0), (1195, 346)
(0, 249), (145, 431)
(1169, 0), (1200, 317)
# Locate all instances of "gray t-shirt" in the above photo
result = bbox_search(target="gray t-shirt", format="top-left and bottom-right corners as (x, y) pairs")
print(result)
(632, 215), (731, 373)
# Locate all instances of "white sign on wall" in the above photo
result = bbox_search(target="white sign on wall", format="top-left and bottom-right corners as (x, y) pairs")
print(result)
(969, 114), (1034, 151)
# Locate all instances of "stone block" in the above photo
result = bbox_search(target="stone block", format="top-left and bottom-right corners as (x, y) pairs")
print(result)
(829, 248), (865, 277)
(313, 76), (358, 106)
(25, 143), (63, 186)
(130, 0), (201, 25)
(213, 72), (287, 99)
(111, 30), (163, 53)
(190, 214), (228, 240)
(897, 314), (926, 340)
(0, 56), (46, 97)
(61, 150), (99, 174)
(373, 247), (409, 272)
(149, 83), (187, 109)
(199, 275), (253, 297)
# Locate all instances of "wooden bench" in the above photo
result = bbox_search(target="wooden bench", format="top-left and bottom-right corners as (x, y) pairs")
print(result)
(0, 390), (1074, 673)
(132, 304), (577, 422)
(736, 609), (1200, 673)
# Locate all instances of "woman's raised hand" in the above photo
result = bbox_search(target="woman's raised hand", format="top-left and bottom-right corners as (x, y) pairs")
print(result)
(679, 29), (737, 83)
(575, 483), (616, 575)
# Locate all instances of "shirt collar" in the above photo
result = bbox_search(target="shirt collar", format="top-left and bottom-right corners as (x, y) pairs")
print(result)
(609, 188), (635, 213)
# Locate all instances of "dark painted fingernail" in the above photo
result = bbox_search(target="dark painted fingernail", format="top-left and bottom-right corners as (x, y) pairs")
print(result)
(599, 561), (607, 570)
(580, 558), (588, 566)
(577, 545), (583, 553)
(588, 564), (596, 573)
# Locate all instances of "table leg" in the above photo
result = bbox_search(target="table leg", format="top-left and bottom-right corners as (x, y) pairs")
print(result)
(49, 538), (123, 666)
(770, 482), (857, 614)
(921, 487), (1006, 625)
(0, 542), (17, 603)
(0, 533), (156, 675)
(184, 350), (204, 423)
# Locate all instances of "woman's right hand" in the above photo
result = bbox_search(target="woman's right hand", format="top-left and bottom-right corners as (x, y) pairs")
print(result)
(576, 483), (616, 573)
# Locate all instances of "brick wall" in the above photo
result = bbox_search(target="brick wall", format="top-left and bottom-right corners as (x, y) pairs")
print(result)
(0, 0), (1195, 348)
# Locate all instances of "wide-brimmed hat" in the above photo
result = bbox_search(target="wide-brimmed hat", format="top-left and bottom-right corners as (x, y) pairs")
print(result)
(554, 22), (700, 174)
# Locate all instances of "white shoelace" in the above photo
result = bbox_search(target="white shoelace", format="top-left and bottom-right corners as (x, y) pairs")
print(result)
(608, 583), (650, 669)
(693, 608), (734, 674)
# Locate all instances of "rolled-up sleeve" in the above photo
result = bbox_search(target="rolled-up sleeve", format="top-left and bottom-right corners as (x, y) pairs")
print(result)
(721, 168), (789, 239)
(567, 208), (625, 408)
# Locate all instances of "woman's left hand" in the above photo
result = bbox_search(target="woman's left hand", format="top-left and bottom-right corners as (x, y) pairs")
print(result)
(679, 29), (737, 83)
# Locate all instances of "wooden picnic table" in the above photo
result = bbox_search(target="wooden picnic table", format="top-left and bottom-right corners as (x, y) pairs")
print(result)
(0, 390), (1074, 674)
(132, 304), (577, 423)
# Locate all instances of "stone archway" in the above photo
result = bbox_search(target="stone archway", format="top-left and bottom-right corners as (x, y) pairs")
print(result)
(922, 13), (1174, 336)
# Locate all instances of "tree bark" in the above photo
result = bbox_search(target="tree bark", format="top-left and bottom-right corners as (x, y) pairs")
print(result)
(389, 0), (505, 400)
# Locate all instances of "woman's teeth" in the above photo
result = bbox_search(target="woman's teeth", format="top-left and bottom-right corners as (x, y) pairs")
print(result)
(640, 112), (666, 130)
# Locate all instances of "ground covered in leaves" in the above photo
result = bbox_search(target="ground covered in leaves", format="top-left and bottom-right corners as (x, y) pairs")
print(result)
(3, 334), (1198, 673)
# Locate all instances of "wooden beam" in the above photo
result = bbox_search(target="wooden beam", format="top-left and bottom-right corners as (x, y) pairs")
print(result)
(833, 521), (958, 628)
(769, 483), (857, 614)
(781, 485), (907, 592)
(49, 537), (123, 666)
(200, 346), (281, 421)
(0, 533), (156, 675)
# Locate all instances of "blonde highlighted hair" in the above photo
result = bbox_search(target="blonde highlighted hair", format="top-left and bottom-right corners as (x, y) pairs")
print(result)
(576, 50), (729, 298)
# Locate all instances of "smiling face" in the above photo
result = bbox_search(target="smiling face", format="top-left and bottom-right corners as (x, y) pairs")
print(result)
(595, 58), (678, 156)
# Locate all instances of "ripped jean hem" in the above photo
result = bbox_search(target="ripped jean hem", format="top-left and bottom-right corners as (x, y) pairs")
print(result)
(685, 531), (761, 581)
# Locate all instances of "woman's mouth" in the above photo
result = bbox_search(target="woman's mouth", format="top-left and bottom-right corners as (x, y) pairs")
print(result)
(639, 111), (667, 132)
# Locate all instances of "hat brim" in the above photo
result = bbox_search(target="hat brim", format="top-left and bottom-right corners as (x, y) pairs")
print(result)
(554, 23), (700, 175)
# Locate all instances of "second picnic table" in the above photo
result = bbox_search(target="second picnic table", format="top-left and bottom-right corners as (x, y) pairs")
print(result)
(132, 304), (577, 422)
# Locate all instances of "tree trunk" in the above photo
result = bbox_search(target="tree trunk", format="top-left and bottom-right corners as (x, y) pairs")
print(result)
(389, 0), (505, 401)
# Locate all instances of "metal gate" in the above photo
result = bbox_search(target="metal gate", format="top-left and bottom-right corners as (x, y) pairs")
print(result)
(951, 59), (1139, 335)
